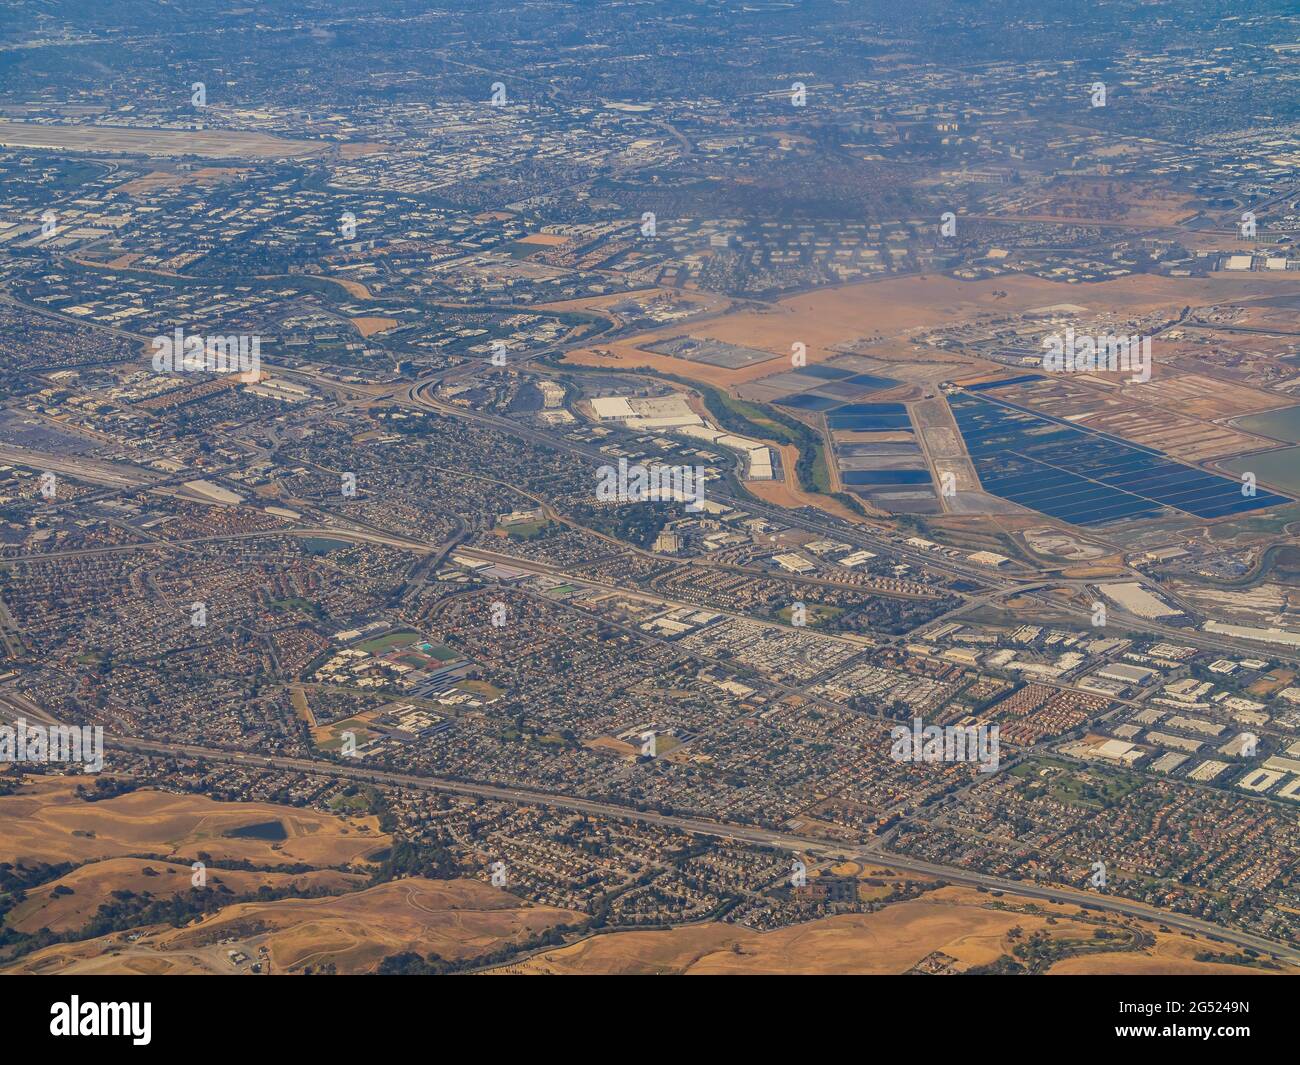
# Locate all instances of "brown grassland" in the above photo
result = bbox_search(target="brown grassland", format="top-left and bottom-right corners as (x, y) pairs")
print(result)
(349, 316), (400, 337)
(494, 884), (1294, 976)
(5, 879), (581, 976)
(5, 857), (366, 934)
(2, 779), (1289, 976)
(174, 878), (580, 973)
(0, 777), (388, 868)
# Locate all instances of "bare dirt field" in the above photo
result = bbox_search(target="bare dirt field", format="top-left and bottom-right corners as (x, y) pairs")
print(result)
(350, 316), (400, 337)
(1124, 369), (1285, 419)
(335, 142), (389, 159)
(323, 276), (375, 299)
(112, 167), (250, 197)
(516, 233), (571, 247)
(1023, 527), (1111, 562)
(773, 272), (1300, 346)
(769, 449), (873, 520)
(561, 337), (788, 389)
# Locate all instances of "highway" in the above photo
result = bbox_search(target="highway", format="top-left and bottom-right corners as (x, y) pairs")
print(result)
(2, 267), (1296, 966)
(74, 730), (1294, 964)
(402, 375), (1005, 587)
(0, 688), (1280, 966)
(399, 369), (1300, 666)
